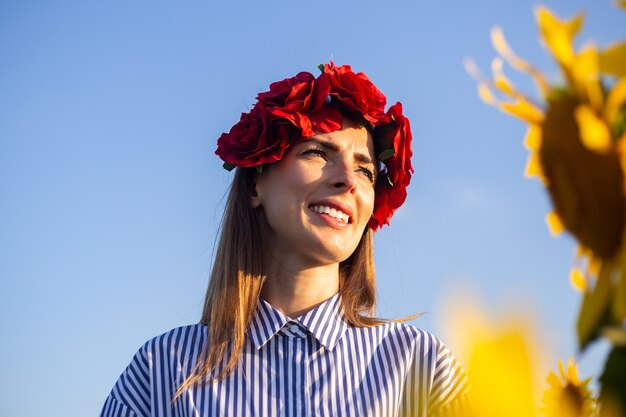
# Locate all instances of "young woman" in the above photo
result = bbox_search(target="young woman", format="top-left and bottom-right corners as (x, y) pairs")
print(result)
(100, 63), (470, 417)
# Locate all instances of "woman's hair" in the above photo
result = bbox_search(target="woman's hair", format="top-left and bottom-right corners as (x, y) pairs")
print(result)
(174, 165), (385, 398)
(175, 63), (415, 398)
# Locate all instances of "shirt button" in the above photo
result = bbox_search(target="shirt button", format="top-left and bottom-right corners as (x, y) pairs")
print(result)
(290, 324), (299, 332)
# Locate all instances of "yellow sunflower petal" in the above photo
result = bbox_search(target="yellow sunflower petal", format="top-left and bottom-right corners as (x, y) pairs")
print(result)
(490, 26), (517, 63)
(500, 97), (544, 123)
(463, 57), (482, 79)
(546, 211), (564, 235)
(558, 358), (567, 379)
(546, 370), (562, 388)
(575, 104), (612, 153)
(478, 82), (497, 105)
(570, 267), (587, 292)
(574, 46), (603, 111)
(587, 255), (602, 278)
(491, 58), (517, 96)
(604, 78), (626, 124)
(565, 357), (581, 384)
(523, 124), (542, 151)
(536, 6), (584, 67)
(491, 26), (550, 97)
(599, 41), (626, 77)
(524, 151), (545, 180)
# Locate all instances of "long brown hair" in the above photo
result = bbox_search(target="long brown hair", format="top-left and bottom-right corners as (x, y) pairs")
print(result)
(174, 162), (385, 398)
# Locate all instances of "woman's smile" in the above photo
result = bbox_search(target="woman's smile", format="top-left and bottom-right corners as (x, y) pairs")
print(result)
(309, 203), (351, 225)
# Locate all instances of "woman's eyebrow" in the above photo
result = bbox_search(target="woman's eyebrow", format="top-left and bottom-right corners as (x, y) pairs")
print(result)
(354, 153), (374, 165)
(308, 138), (375, 166)
(310, 138), (340, 152)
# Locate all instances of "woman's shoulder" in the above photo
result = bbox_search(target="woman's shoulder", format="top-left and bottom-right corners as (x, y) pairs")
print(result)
(138, 323), (208, 356)
(386, 322), (471, 412)
(383, 320), (450, 351)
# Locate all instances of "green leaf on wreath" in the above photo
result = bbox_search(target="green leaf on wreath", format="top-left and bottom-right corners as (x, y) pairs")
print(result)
(223, 162), (236, 172)
(378, 149), (395, 161)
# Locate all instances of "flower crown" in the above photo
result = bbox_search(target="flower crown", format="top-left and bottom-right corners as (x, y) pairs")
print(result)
(215, 62), (414, 230)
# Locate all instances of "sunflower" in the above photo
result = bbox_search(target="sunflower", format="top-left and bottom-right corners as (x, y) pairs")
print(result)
(540, 357), (597, 417)
(442, 295), (544, 417)
(466, 5), (626, 348)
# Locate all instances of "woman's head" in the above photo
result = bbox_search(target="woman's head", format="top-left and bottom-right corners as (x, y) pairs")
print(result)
(251, 117), (376, 267)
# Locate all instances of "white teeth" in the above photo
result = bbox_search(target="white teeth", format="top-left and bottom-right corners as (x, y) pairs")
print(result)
(310, 205), (350, 223)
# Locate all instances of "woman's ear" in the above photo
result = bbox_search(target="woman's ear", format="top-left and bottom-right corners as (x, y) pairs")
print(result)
(250, 176), (262, 208)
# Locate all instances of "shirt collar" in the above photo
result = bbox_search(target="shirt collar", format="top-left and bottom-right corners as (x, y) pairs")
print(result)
(248, 292), (350, 351)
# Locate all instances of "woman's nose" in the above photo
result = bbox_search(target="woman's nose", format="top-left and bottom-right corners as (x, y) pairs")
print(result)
(330, 160), (358, 192)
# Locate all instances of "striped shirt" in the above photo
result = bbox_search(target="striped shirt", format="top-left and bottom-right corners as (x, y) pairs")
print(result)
(101, 293), (470, 417)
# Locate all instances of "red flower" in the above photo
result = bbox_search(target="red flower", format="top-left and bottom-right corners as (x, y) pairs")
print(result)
(215, 63), (414, 230)
(322, 62), (388, 125)
(369, 102), (414, 230)
(257, 72), (341, 136)
(215, 106), (293, 168)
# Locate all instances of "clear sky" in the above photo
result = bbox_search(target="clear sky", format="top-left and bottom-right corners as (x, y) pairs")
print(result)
(1, 1), (624, 416)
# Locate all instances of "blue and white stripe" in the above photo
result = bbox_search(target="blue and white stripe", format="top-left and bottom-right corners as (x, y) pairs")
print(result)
(101, 293), (470, 417)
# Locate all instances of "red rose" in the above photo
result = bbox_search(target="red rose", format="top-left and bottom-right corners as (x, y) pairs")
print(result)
(215, 106), (292, 168)
(370, 182), (408, 230)
(257, 72), (341, 136)
(323, 62), (388, 125)
(385, 103), (413, 181)
(368, 102), (413, 230)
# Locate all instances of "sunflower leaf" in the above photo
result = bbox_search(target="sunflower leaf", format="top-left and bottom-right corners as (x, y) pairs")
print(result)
(599, 346), (626, 415)
(577, 261), (615, 350)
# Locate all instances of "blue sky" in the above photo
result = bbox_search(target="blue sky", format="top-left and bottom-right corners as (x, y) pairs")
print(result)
(1, 1), (624, 415)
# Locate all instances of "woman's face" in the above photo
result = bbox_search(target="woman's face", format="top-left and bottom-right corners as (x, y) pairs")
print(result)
(252, 119), (376, 267)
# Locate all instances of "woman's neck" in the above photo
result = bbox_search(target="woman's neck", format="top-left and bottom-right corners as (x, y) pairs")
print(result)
(260, 258), (339, 318)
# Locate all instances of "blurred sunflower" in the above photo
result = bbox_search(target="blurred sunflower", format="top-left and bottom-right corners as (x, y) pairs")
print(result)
(442, 294), (613, 417)
(442, 295), (544, 417)
(465, 5), (626, 348)
(540, 357), (597, 417)
(466, 328), (540, 417)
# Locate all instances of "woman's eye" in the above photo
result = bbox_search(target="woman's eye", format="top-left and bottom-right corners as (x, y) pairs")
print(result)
(359, 167), (375, 183)
(302, 148), (327, 159)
